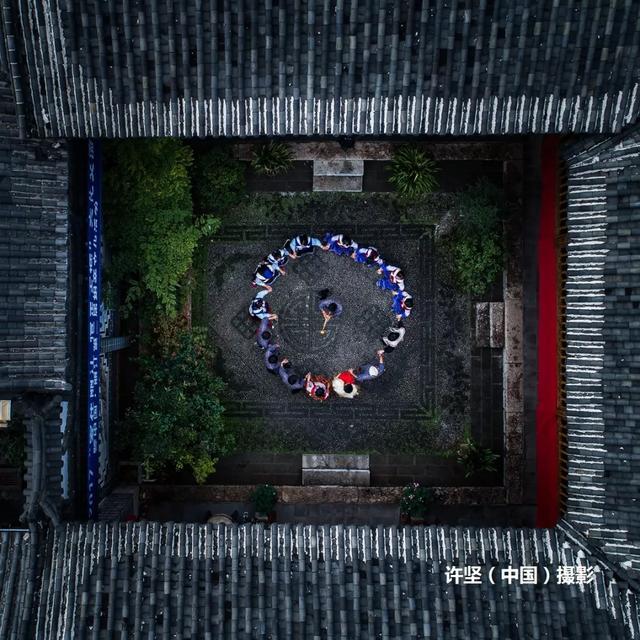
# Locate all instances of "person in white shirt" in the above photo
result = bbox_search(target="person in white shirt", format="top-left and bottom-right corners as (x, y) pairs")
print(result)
(381, 321), (406, 353)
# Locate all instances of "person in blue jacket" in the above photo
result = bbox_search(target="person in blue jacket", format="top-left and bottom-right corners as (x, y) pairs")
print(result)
(264, 344), (280, 373)
(252, 262), (279, 290)
(354, 350), (386, 382)
(249, 289), (278, 321)
(278, 358), (305, 393)
(392, 290), (413, 320)
(253, 247), (291, 290)
(256, 318), (273, 350)
(322, 233), (358, 257)
(318, 288), (343, 319)
(284, 235), (324, 259)
(354, 245), (383, 267)
(265, 248), (289, 272)
(376, 264), (406, 292)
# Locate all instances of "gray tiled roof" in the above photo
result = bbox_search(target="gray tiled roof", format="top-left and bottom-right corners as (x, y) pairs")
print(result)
(21, 395), (64, 527)
(564, 124), (640, 578)
(0, 71), (70, 527)
(0, 72), (70, 393)
(0, 527), (39, 640)
(1, 522), (638, 639)
(3, 1), (640, 138)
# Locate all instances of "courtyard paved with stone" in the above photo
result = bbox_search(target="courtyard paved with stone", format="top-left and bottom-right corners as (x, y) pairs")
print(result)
(207, 222), (438, 452)
(201, 182), (508, 460)
(150, 143), (537, 517)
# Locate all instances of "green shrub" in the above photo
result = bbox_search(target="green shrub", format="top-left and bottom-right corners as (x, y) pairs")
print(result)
(388, 145), (438, 198)
(400, 483), (434, 517)
(251, 141), (293, 176)
(125, 323), (231, 484)
(128, 208), (215, 317)
(251, 484), (278, 514)
(458, 180), (503, 233)
(452, 234), (503, 296)
(104, 140), (217, 318)
(450, 180), (504, 296)
(455, 431), (499, 478)
(193, 148), (245, 215)
(106, 138), (193, 211)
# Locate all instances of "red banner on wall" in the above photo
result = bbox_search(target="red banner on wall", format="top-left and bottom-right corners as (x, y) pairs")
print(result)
(536, 136), (560, 528)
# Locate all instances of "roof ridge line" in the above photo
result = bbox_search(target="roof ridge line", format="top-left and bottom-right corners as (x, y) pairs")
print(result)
(557, 518), (640, 593)
(564, 121), (640, 164)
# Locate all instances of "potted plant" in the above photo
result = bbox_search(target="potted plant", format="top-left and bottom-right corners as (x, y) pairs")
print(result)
(251, 484), (278, 523)
(400, 483), (434, 524)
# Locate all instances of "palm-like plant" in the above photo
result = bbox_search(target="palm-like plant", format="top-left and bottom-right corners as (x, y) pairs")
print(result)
(388, 145), (439, 197)
(455, 433), (500, 478)
(251, 142), (293, 176)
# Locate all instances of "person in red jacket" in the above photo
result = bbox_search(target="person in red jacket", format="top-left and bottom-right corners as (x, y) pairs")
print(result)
(332, 369), (360, 399)
(304, 373), (331, 401)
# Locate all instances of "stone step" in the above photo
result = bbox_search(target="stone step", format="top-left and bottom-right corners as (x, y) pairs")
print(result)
(302, 454), (370, 470)
(475, 302), (504, 348)
(475, 302), (490, 347)
(313, 159), (364, 176)
(489, 302), (505, 348)
(301, 468), (371, 487)
(312, 175), (363, 192)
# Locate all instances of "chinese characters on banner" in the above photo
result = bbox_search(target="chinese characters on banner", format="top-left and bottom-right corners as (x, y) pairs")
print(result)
(445, 565), (596, 585)
(87, 140), (102, 519)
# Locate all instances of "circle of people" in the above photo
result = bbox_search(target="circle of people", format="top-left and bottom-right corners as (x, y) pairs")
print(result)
(249, 233), (413, 401)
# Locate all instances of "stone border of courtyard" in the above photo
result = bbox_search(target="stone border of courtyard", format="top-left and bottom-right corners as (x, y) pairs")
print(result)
(502, 178), (524, 505)
(183, 140), (525, 509)
(141, 483), (506, 507)
(144, 178), (525, 508)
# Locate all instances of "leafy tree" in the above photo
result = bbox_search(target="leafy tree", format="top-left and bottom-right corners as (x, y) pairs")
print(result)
(125, 324), (231, 483)
(400, 483), (434, 517)
(251, 484), (278, 514)
(458, 180), (503, 233)
(193, 147), (246, 216)
(104, 139), (218, 318)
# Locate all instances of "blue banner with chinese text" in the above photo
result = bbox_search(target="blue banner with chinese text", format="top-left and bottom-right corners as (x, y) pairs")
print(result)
(87, 140), (102, 519)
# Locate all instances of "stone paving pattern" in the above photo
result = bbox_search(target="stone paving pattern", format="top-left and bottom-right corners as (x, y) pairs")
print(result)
(470, 348), (504, 456)
(206, 223), (437, 451)
(197, 157), (537, 496)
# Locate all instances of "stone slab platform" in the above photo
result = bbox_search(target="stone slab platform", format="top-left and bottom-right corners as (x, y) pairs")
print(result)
(302, 454), (369, 469)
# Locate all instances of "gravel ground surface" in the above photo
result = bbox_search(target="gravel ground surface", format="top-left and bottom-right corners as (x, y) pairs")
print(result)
(268, 250), (395, 376)
(204, 194), (476, 452)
